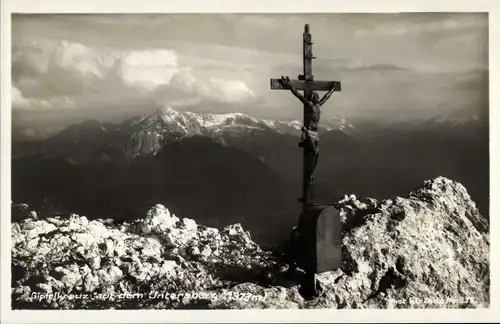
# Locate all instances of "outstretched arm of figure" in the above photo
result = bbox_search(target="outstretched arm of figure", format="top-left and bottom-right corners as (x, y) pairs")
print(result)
(280, 76), (311, 107)
(318, 84), (337, 106)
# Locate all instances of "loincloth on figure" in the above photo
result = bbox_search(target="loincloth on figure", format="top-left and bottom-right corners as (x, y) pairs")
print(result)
(299, 127), (320, 154)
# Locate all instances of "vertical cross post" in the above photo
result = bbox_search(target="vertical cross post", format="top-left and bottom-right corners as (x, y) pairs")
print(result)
(269, 23), (343, 299)
(302, 24), (314, 214)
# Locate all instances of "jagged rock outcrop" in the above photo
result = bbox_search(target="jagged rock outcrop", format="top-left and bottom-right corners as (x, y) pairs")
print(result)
(11, 177), (489, 309)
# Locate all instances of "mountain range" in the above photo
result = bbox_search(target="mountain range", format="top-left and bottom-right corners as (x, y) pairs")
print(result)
(11, 107), (489, 246)
(12, 106), (355, 162)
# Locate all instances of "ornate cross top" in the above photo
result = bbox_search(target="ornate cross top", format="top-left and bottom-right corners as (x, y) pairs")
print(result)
(270, 24), (342, 212)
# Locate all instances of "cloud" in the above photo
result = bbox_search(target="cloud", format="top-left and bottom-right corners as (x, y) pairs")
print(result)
(167, 73), (254, 103)
(11, 14), (488, 126)
(12, 86), (30, 108)
(354, 14), (487, 38)
(11, 40), (258, 115)
(208, 78), (254, 102)
(119, 49), (179, 90)
(12, 85), (74, 110)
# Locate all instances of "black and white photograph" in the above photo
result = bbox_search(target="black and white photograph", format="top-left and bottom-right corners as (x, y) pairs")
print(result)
(2, 3), (497, 321)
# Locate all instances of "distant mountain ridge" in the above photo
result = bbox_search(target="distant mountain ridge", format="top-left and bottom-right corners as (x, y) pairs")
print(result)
(12, 106), (356, 163)
(126, 106), (356, 140)
(15, 105), (485, 164)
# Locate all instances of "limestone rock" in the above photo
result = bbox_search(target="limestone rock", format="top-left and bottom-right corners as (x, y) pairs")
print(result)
(11, 177), (489, 310)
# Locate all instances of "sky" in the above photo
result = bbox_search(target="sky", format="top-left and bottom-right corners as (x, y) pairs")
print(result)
(11, 13), (489, 131)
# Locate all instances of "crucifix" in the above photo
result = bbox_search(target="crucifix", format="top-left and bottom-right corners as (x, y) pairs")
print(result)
(270, 24), (341, 212)
(270, 24), (343, 298)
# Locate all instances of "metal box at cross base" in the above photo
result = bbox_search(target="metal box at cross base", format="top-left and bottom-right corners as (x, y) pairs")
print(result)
(291, 204), (342, 273)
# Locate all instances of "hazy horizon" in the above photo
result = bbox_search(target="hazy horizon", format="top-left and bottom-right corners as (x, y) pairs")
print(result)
(12, 13), (489, 135)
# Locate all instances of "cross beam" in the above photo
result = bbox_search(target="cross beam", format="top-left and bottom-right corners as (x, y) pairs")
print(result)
(270, 79), (342, 92)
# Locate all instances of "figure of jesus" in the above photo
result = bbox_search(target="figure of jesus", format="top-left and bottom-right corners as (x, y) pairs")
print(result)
(279, 76), (336, 195)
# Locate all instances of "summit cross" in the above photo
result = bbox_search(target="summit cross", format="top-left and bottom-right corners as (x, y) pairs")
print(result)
(270, 23), (342, 212)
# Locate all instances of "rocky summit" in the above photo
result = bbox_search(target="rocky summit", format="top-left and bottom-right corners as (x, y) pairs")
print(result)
(11, 177), (489, 309)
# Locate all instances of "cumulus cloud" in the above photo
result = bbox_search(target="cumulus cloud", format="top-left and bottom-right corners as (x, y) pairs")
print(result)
(12, 86), (30, 108)
(119, 49), (179, 90)
(12, 85), (74, 110)
(11, 40), (258, 115)
(165, 71), (254, 103)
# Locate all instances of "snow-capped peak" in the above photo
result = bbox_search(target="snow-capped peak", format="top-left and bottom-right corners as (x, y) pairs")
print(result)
(146, 107), (280, 132)
(157, 106), (188, 125)
(323, 116), (356, 133)
(127, 106), (355, 147)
